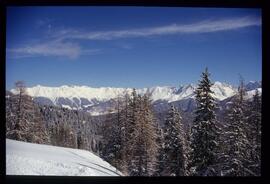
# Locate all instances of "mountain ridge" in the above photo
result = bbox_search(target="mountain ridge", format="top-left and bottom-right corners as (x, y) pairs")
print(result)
(9, 81), (261, 116)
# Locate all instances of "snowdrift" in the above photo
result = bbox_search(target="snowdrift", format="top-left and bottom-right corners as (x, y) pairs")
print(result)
(6, 139), (122, 176)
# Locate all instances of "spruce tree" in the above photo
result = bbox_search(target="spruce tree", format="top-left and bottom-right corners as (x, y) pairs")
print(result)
(163, 105), (189, 176)
(190, 68), (221, 176)
(100, 108), (122, 168)
(222, 79), (254, 176)
(118, 92), (130, 174)
(248, 89), (261, 175)
(126, 89), (140, 175)
(243, 88), (261, 175)
(155, 125), (166, 176)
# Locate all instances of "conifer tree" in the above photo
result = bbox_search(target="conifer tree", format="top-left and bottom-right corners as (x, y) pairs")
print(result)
(190, 68), (221, 176)
(56, 122), (76, 148)
(140, 93), (158, 176)
(100, 109), (122, 168)
(6, 81), (50, 144)
(222, 79), (253, 176)
(75, 110), (87, 150)
(118, 92), (131, 174)
(240, 88), (261, 176)
(124, 90), (158, 176)
(6, 92), (16, 135)
(155, 125), (166, 176)
(126, 89), (140, 175)
(7, 81), (28, 141)
(28, 105), (50, 144)
(99, 92), (132, 175)
(247, 89), (261, 175)
(163, 105), (189, 176)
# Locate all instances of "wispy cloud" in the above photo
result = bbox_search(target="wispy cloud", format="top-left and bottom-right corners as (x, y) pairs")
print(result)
(81, 48), (102, 55)
(8, 16), (260, 59)
(60, 16), (261, 40)
(7, 41), (80, 59)
(7, 40), (101, 59)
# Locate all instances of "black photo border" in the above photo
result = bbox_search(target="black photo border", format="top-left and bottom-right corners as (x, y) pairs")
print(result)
(0, 0), (269, 184)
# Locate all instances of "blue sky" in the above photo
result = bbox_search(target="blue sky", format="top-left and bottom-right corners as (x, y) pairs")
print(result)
(6, 7), (261, 89)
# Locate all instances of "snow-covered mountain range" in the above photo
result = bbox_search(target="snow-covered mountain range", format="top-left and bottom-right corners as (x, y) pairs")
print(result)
(9, 81), (261, 116)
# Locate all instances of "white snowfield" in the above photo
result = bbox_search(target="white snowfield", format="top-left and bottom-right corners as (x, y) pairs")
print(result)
(6, 139), (122, 176)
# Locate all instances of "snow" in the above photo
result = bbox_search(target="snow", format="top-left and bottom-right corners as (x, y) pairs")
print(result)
(88, 111), (109, 116)
(61, 104), (72, 110)
(9, 81), (260, 115)
(245, 81), (261, 91)
(211, 82), (237, 100)
(245, 88), (262, 99)
(6, 139), (122, 176)
(83, 104), (94, 108)
(10, 81), (239, 103)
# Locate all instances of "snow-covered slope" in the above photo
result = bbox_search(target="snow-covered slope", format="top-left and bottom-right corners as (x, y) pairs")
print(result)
(246, 88), (262, 99)
(9, 81), (260, 115)
(6, 139), (122, 176)
(211, 82), (237, 100)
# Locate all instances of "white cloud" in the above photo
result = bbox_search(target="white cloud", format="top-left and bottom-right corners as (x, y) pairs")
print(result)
(7, 40), (81, 59)
(7, 40), (102, 59)
(63, 16), (261, 40)
(8, 16), (260, 59)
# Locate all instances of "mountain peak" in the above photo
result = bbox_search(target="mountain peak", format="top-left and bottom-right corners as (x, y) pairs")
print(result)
(14, 81), (249, 102)
(8, 81), (261, 115)
(8, 81), (260, 116)
(245, 81), (261, 91)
